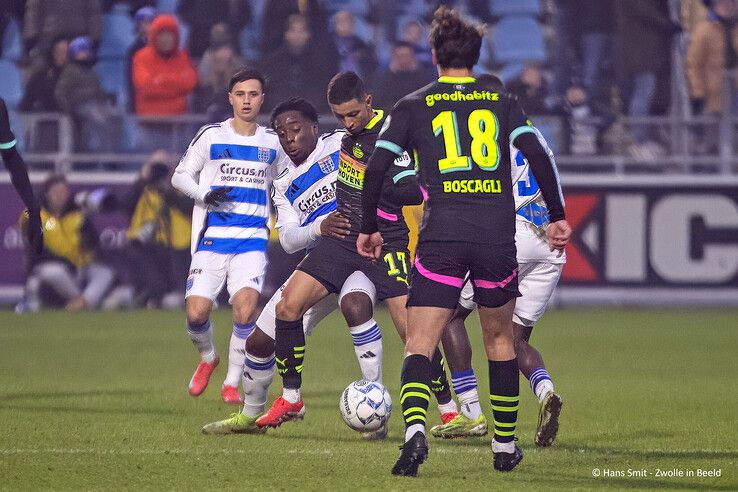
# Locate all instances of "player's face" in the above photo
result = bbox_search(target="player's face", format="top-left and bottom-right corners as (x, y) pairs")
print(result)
(229, 79), (265, 123)
(46, 181), (70, 214)
(273, 110), (319, 165)
(329, 95), (373, 135)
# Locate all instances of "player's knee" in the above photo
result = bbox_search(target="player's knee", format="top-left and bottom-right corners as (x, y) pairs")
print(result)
(186, 303), (211, 326)
(340, 292), (373, 326)
(246, 326), (275, 358)
(275, 294), (305, 321)
(232, 304), (254, 325)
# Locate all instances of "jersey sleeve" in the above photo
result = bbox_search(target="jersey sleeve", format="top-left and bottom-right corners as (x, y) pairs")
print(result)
(171, 125), (210, 203)
(375, 99), (413, 157)
(387, 153), (423, 206)
(507, 95), (536, 143)
(272, 176), (322, 254)
(0, 98), (17, 150)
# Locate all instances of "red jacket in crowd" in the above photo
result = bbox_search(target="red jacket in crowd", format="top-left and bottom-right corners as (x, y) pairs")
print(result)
(132, 15), (197, 115)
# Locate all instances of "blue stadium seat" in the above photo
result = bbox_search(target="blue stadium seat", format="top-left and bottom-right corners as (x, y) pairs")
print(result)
(0, 59), (23, 108)
(493, 16), (545, 64)
(156, 0), (180, 14)
(394, 0), (426, 18)
(499, 62), (524, 83)
(491, 0), (541, 17)
(95, 59), (128, 108)
(98, 3), (136, 59)
(1, 18), (24, 61)
(324, 0), (369, 17)
(178, 19), (190, 50)
(238, 26), (259, 61)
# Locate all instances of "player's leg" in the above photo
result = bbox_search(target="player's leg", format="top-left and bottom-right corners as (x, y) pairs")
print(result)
(339, 271), (383, 383)
(386, 293), (457, 419)
(514, 262), (564, 447)
(221, 286), (259, 403)
(184, 252), (227, 397)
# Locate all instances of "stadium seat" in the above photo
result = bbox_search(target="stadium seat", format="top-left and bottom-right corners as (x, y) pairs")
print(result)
(499, 62), (524, 82)
(491, 0), (542, 17)
(98, 3), (136, 59)
(493, 17), (545, 64)
(238, 26), (259, 61)
(324, 0), (369, 17)
(94, 59), (128, 108)
(1, 18), (24, 61)
(0, 59), (23, 108)
(394, 0), (426, 18)
(156, 0), (180, 14)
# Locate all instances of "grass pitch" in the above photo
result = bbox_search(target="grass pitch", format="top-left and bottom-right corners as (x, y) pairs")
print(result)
(0, 308), (736, 491)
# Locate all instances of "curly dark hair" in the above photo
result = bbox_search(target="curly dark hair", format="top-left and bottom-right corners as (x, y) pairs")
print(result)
(429, 6), (485, 70)
(270, 97), (318, 128)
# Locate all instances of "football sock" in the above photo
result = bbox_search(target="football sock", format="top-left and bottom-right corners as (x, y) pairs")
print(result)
(242, 352), (275, 417)
(400, 354), (432, 442)
(283, 387), (301, 404)
(451, 369), (482, 420)
(430, 348), (454, 409)
(224, 322), (255, 387)
(489, 358), (519, 444)
(349, 319), (383, 383)
(187, 319), (216, 363)
(529, 367), (554, 402)
(275, 318), (305, 391)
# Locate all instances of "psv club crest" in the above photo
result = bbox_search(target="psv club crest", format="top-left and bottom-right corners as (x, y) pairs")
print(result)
(318, 155), (336, 174)
(257, 147), (271, 163)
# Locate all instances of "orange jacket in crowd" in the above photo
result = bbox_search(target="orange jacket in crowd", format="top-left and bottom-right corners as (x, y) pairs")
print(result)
(132, 15), (197, 115)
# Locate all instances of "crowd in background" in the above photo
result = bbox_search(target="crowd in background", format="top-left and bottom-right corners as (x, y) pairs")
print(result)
(0, 0), (736, 159)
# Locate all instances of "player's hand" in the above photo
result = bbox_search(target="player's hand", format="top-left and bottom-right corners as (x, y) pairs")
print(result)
(320, 211), (351, 239)
(204, 187), (232, 206)
(547, 219), (571, 257)
(357, 232), (382, 259)
(25, 208), (43, 254)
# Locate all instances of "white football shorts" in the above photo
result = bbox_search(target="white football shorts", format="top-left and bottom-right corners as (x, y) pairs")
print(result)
(185, 250), (267, 303)
(257, 270), (377, 339)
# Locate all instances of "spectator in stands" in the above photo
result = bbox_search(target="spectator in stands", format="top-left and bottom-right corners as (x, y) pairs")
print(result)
(260, 0), (329, 56)
(20, 35), (68, 112)
(399, 19), (432, 68)
(17, 174), (115, 312)
(686, 0), (738, 116)
(124, 151), (191, 308)
(126, 6), (157, 113)
(23, 0), (102, 64)
(332, 11), (378, 81)
(371, 41), (434, 108)
(507, 62), (553, 115)
(54, 36), (121, 152)
(615, 0), (680, 159)
(132, 14), (197, 115)
(259, 14), (338, 112)
(178, 0), (250, 59)
(194, 23), (245, 119)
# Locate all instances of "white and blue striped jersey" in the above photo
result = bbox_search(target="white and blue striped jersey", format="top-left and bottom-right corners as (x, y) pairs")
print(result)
(172, 119), (283, 255)
(271, 130), (344, 254)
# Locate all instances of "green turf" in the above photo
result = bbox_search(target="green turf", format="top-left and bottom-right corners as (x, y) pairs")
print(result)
(0, 308), (736, 491)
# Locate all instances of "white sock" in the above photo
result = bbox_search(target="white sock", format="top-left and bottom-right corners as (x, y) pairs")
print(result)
(349, 319), (383, 383)
(451, 369), (481, 419)
(187, 320), (216, 363)
(241, 352), (275, 417)
(458, 389), (482, 420)
(438, 400), (458, 415)
(405, 423), (425, 442)
(283, 387), (301, 403)
(224, 322), (255, 387)
(492, 438), (515, 454)
(535, 380), (554, 402)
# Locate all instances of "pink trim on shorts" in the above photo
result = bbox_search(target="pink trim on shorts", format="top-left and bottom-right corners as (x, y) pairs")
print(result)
(473, 268), (518, 289)
(419, 184), (428, 201)
(377, 208), (398, 221)
(414, 257), (464, 288)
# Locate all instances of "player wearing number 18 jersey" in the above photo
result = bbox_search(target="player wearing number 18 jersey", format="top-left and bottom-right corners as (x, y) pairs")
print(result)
(357, 7), (571, 476)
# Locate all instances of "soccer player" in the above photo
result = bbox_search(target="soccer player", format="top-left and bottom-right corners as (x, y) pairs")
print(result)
(431, 75), (565, 445)
(257, 71), (459, 430)
(201, 97), (383, 436)
(171, 68), (282, 404)
(1, 97), (43, 254)
(357, 7), (571, 476)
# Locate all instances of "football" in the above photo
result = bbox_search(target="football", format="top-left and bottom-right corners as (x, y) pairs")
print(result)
(339, 380), (392, 432)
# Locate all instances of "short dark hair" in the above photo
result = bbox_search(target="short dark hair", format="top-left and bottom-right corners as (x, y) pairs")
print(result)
(476, 73), (505, 92)
(270, 97), (318, 128)
(429, 6), (484, 70)
(228, 68), (266, 92)
(327, 71), (367, 105)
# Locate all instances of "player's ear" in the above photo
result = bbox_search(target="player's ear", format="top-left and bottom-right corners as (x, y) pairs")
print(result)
(365, 93), (372, 109)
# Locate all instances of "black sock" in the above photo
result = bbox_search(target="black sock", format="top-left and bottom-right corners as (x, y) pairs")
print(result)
(430, 348), (452, 405)
(488, 358), (519, 444)
(400, 354), (432, 432)
(275, 318), (305, 389)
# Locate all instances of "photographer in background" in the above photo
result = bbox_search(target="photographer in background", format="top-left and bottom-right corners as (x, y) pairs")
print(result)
(17, 175), (116, 312)
(125, 150), (192, 308)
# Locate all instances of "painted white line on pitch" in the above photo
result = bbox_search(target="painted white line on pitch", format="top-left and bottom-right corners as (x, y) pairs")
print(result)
(0, 447), (487, 456)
